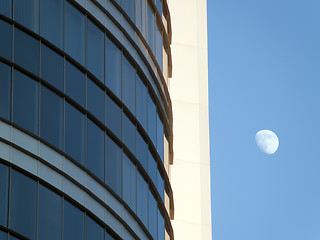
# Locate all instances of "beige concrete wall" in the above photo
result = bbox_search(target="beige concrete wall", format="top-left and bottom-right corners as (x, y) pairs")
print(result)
(168, 0), (212, 239)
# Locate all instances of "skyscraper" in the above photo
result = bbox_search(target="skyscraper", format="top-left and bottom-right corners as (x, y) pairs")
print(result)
(0, 0), (211, 239)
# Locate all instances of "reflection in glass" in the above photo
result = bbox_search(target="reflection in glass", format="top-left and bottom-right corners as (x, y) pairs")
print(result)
(135, 0), (146, 37)
(122, 56), (136, 114)
(147, 4), (155, 53)
(137, 172), (148, 227)
(0, 0), (11, 18)
(0, 62), (11, 120)
(14, 0), (39, 33)
(148, 151), (157, 184)
(86, 216), (104, 240)
(106, 37), (121, 99)
(148, 191), (157, 239)
(122, 113), (136, 155)
(122, 0), (135, 22)
(148, 94), (157, 145)
(137, 132), (148, 171)
(136, 75), (147, 130)
(158, 210), (165, 240)
(123, 154), (136, 212)
(0, 19), (12, 60)
(157, 170), (164, 201)
(87, 79), (105, 123)
(105, 95), (122, 139)
(63, 200), (84, 240)
(0, 164), (8, 227)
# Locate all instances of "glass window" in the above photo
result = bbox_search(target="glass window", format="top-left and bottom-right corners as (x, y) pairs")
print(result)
(136, 76), (147, 130)
(137, 132), (148, 171)
(14, 0), (39, 33)
(0, 230), (7, 239)
(87, 79), (104, 123)
(156, 24), (163, 71)
(135, 0), (146, 37)
(106, 37), (121, 99)
(148, 94), (157, 145)
(14, 28), (39, 75)
(86, 216), (104, 240)
(122, 56), (135, 114)
(105, 136), (122, 197)
(63, 200), (84, 240)
(41, 0), (63, 48)
(87, 119), (104, 181)
(0, 0), (11, 18)
(122, 154), (136, 212)
(158, 210), (165, 240)
(40, 86), (63, 149)
(156, 0), (162, 15)
(66, 2), (85, 65)
(105, 95), (121, 140)
(137, 172), (148, 227)
(41, 44), (64, 91)
(147, 4), (155, 53)
(148, 151), (157, 184)
(10, 170), (37, 240)
(0, 62), (11, 120)
(65, 102), (85, 165)
(0, 20), (12, 60)
(13, 70), (39, 135)
(148, 190), (157, 239)
(10, 236), (19, 240)
(65, 61), (85, 107)
(122, 0), (135, 22)
(38, 185), (62, 240)
(87, 20), (104, 81)
(105, 232), (115, 240)
(157, 114), (164, 161)
(157, 170), (164, 201)
(0, 164), (9, 227)
(122, 113), (136, 155)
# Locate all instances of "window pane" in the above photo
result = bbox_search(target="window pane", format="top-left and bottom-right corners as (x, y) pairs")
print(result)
(135, 0), (146, 38)
(122, 0), (135, 22)
(65, 61), (85, 107)
(38, 185), (62, 240)
(137, 132), (148, 171)
(63, 200), (84, 240)
(87, 20), (104, 81)
(136, 75), (147, 130)
(13, 70), (39, 135)
(122, 154), (136, 212)
(66, 2), (85, 65)
(157, 170), (164, 201)
(147, 5), (155, 53)
(148, 191), (157, 239)
(0, 230), (7, 240)
(148, 94), (157, 145)
(0, 0), (11, 18)
(137, 172), (148, 227)
(14, 28), (39, 75)
(0, 62), (11, 120)
(105, 232), (115, 240)
(41, 0), (63, 48)
(10, 170), (37, 240)
(106, 37), (121, 99)
(87, 79), (104, 123)
(40, 86), (63, 149)
(148, 151), (157, 184)
(122, 114), (136, 155)
(86, 216), (104, 240)
(14, 0), (39, 33)
(0, 164), (9, 227)
(9, 236), (19, 240)
(87, 119), (104, 181)
(156, 0), (162, 15)
(157, 114), (164, 161)
(122, 56), (135, 114)
(0, 20), (12, 60)
(156, 24), (163, 71)
(105, 136), (122, 197)
(105, 95), (121, 140)
(41, 44), (64, 91)
(158, 210), (165, 240)
(65, 102), (85, 165)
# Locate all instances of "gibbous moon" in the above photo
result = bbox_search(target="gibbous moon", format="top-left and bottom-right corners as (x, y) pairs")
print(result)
(255, 130), (279, 154)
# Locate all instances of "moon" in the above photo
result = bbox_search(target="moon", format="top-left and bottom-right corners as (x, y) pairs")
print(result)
(255, 130), (279, 154)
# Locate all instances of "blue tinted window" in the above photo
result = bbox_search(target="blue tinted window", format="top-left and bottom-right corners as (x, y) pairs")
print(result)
(14, 28), (39, 75)
(87, 20), (104, 81)
(13, 70), (39, 135)
(157, 114), (164, 161)
(148, 151), (157, 184)
(105, 136), (122, 197)
(0, 20), (12, 60)
(63, 200), (84, 240)
(122, 0), (135, 22)
(41, 0), (63, 48)
(10, 236), (19, 240)
(148, 191), (157, 239)
(0, 0), (12, 18)
(147, 5), (155, 53)
(86, 216), (104, 240)
(106, 37), (121, 98)
(148, 94), (157, 145)
(66, 2), (85, 65)
(105, 232), (115, 240)
(137, 172), (148, 227)
(156, 24), (163, 70)
(105, 95), (121, 140)
(135, 0), (146, 37)
(40, 86), (63, 149)
(157, 170), (164, 201)
(14, 0), (39, 33)
(137, 132), (148, 171)
(38, 185), (62, 240)
(0, 62), (11, 120)
(87, 119), (104, 181)
(156, 0), (162, 15)
(10, 170), (37, 240)
(123, 154), (136, 212)
(122, 114), (136, 155)
(158, 210), (165, 240)
(0, 230), (7, 239)
(41, 44), (64, 91)
(65, 102), (85, 165)
(122, 56), (135, 114)
(87, 79), (104, 123)
(65, 61), (85, 107)
(0, 164), (9, 227)
(136, 75), (147, 130)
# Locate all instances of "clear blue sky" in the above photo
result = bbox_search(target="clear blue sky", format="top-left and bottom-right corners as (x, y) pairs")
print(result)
(208, 1), (320, 239)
